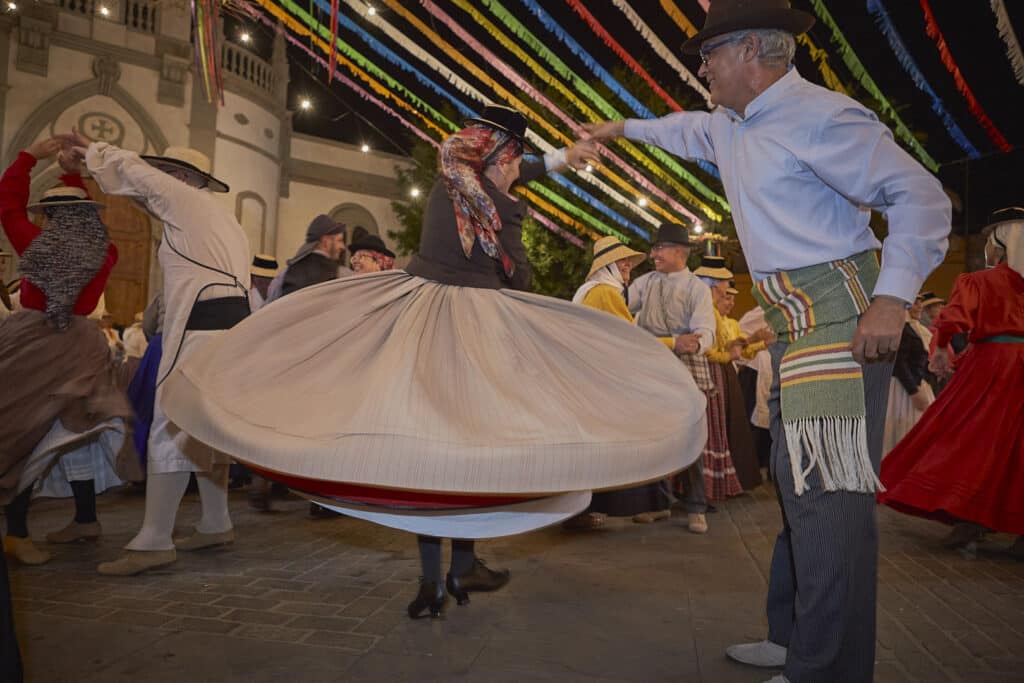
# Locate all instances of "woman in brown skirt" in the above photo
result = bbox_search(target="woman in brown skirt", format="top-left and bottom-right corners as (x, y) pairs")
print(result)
(0, 138), (129, 566)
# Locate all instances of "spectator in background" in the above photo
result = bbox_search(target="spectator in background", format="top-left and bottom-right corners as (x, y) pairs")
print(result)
(349, 234), (396, 274)
(281, 215), (346, 297)
(248, 254), (279, 312)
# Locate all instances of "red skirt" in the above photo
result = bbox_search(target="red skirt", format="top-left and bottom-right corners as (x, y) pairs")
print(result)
(879, 340), (1024, 535)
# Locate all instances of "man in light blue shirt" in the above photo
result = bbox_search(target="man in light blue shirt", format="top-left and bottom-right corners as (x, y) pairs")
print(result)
(584, 2), (951, 682)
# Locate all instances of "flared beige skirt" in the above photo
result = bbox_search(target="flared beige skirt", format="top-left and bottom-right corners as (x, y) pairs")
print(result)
(161, 271), (707, 498)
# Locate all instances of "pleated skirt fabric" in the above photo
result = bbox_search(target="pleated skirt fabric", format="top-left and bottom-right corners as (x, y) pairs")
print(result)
(161, 271), (708, 499)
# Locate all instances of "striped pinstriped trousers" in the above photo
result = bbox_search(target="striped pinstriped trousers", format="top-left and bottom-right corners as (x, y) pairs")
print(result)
(764, 342), (893, 683)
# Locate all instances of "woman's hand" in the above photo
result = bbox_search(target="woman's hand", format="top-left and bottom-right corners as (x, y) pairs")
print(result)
(910, 386), (931, 413)
(564, 139), (601, 170)
(580, 120), (625, 141)
(929, 347), (953, 379)
(26, 138), (62, 161)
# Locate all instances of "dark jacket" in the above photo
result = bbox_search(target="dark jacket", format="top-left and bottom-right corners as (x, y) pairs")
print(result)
(404, 157), (546, 291)
(894, 322), (929, 395)
(281, 252), (339, 297)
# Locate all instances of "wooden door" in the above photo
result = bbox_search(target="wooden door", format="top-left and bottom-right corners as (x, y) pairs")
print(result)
(84, 179), (152, 326)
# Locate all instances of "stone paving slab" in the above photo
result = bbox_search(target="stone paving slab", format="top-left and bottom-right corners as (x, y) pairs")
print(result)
(5, 484), (1024, 682)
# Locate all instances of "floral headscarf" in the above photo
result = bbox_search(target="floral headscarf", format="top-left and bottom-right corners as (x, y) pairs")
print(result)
(439, 124), (523, 278)
(353, 249), (394, 272)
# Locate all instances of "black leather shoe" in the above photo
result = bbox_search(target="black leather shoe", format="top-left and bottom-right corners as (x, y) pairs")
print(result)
(407, 579), (446, 619)
(445, 559), (510, 605)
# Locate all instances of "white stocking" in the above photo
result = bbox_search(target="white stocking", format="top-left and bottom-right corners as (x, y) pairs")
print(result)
(124, 471), (189, 551)
(195, 464), (232, 535)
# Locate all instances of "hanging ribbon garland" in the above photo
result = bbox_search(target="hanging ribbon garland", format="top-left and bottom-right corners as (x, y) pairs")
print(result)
(191, 0), (224, 104)
(919, 0), (1013, 153)
(440, 0), (711, 226)
(867, 0), (980, 159)
(991, 0), (1024, 86)
(568, 0), (709, 108)
(807, 0), (939, 171)
(612, 0), (710, 108)
(659, 0), (699, 37)
(378, 0), (718, 227)
(242, 1), (585, 249)
(327, 0), (338, 83)
(513, 0), (726, 193)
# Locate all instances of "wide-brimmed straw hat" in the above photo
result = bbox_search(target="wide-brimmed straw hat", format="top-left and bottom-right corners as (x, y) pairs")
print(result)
(682, 0), (815, 55)
(141, 147), (229, 193)
(587, 236), (646, 279)
(251, 254), (280, 278)
(27, 186), (104, 214)
(694, 255), (733, 280)
(463, 104), (539, 154)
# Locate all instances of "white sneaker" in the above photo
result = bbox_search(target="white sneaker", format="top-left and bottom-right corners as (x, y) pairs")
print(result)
(725, 639), (787, 668)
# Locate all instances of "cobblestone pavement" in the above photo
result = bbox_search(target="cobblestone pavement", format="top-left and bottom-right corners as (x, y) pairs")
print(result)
(6, 484), (1023, 682)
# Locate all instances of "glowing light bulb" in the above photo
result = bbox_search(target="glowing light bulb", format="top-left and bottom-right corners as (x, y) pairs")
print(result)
(410, 187), (421, 198)
(360, 144), (370, 153)
(240, 32), (251, 44)
(367, 6), (376, 15)
(584, 163), (594, 173)
(98, 4), (110, 15)
(693, 223), (704, 234)
(637, 197), (648, 207)
(6, 1), (17, 10)
(299, 98), (312, 111)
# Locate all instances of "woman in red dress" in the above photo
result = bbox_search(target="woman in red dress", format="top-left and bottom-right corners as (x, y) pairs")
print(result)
(879, 208), (1024, 555)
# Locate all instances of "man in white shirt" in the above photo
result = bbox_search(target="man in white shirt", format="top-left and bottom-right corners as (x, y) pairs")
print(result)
(629, 222), (716, 534)
(64, 132), (251, 576)
(584, 2), (951, 681)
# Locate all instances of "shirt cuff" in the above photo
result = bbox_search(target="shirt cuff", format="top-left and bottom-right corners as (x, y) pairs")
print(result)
(873, 266), (920, 306)
(622, 119), (644, 140)
(543, 148), (567, 172)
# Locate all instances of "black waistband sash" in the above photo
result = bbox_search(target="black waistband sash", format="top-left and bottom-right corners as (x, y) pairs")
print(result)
(185, 296), (250, 331)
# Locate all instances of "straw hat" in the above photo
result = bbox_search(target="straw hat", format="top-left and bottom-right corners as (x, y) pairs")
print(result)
(141, 147), (229, 193)
(27, 186), (105, 214)
(916, 291), (944, 308)
(251, 254), (280, 278)
(587, 236), (646, 279)
(694, 255), (733, 280)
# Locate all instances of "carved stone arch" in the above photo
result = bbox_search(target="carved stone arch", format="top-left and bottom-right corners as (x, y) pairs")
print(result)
(327, 202), (379, 246)
(5, 76), (169, 167)
(235, 190), (268, 254)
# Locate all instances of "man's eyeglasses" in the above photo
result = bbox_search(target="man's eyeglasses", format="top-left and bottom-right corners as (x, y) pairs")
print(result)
(699, 35), (742, 65)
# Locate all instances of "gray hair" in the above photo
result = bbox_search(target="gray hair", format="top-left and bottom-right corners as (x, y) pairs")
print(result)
(729, 29), (796, 67)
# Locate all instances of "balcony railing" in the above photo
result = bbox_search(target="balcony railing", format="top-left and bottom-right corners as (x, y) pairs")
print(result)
(221, 41), (275, 98)
(124, 0), (157, 34)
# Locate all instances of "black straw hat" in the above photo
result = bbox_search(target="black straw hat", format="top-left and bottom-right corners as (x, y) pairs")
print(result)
(464, 104), (539, 153)
(349, 233), (395, 260)
(653, 223), (691, 247)
(682, 0), (815, 55)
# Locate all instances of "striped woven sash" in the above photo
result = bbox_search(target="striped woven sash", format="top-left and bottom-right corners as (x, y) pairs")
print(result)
(753, 250), (883, 495)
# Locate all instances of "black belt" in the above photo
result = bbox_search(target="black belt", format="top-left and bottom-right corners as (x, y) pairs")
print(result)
(185, 296), (250, 331)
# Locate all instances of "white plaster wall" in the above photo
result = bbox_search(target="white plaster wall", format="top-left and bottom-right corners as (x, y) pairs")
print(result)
(217, 90), (280, 160)
(214, 136), (280, 257)
(278, 182), (407, 268)
(290, 134), (412, 178)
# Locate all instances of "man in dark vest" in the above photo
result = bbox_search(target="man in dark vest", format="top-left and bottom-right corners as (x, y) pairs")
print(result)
(281, 215), (346, 297)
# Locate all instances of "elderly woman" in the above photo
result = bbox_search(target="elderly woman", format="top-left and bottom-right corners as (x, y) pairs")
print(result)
(0, 138), (129, 566)
(158, 105), (706, 620)
(880, 209), (1024, 555)
(349, 234), (396, 274)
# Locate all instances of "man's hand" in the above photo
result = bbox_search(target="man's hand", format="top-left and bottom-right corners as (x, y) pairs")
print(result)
(929, 347), (953, 379)
(26, 138), (62, 161)
(674, 332), (701, 354)
(564, 139), (601, 170)
(580, 120), (625, 141)
(851, 295), (906, 364)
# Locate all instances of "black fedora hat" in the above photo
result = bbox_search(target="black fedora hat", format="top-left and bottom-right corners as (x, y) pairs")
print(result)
(682, 0), (815, 55)
(653, 223), (691, 247)
(464, 104), (539, 153)
(349, 233), (395, 260)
